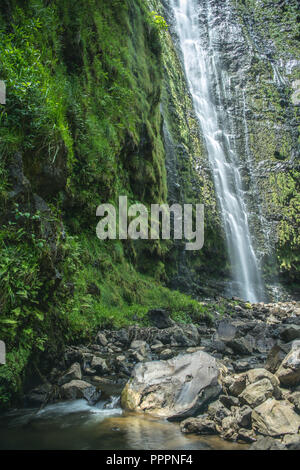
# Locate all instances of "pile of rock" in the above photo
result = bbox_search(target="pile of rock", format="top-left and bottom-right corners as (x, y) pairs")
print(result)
(25, 300), (300, 449)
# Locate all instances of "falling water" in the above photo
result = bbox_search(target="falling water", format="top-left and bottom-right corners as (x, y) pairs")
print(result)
(170, 0), (265, 302)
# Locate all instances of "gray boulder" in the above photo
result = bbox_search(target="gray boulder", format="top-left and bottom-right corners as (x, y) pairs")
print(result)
(276, 345), (300, 387)
(121, 351), (221, 420)
(252, 398), (300, 436)
(61, 379), (101, 405)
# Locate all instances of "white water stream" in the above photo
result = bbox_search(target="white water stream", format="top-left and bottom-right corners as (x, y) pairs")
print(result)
(170, 0), (265, 302)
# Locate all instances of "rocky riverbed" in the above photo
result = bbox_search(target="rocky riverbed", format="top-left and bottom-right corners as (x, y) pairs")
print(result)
(23, 300), (300, 450)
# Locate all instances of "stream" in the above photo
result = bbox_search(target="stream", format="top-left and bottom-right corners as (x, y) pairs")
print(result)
(0, 399), (248, 450)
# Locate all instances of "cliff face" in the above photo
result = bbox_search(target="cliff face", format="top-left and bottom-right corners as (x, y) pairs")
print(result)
(233, 0), (299, 294)
(160, 0), (299, 297)
(190, 0), (299, 295)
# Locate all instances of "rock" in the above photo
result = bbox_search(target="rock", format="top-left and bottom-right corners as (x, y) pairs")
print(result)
(130, 340), (150, 358)
(91, 356), (108, 374)
(252, 399), (300, 436)
(287, 391), (300, 412)
(239, 378), (274, 408)
(234, 360), (252, 372)
(131, 351), (145, 363)
(228, 337), (253, 355)
(229, 374), (247, 396)
(58, 362), (82, 385)
(238, 428), (256, 443)
(121, 351), (221, 420)
(115, 328), (129, 346)
(280, 325), (300, 343)
(160, 349), (173, 360)
(235, 405), (252, 428)
(61, 380), (100, 405)
(217, 321), (236, 342)
(26, 383), (52, 406)
(96, 332), (108, 347)
(247, 368), (279, 388)
(180, 415), (217, 435)
(147, 309), (174, 329)
(282, 434), (300, 450)
(250, 436), (285, 450)
(276, 346), (300, 387)
(265, 344), (287, 373)
(219, 394), (240, 408)
(220, 415), (238, 441)
(207, 400), (231, 424)
(150, 341), (163, 352)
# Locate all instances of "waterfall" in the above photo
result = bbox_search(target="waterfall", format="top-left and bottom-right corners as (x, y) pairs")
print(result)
(170, 0), (265, 302)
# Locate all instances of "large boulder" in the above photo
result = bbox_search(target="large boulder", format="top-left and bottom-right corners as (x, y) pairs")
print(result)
(239, 378), (274, 408)
(121, 351), (221, 421)
(61, 379), (101, 405)
(252, 399), (300, 436)
(275, 345), (300, 387)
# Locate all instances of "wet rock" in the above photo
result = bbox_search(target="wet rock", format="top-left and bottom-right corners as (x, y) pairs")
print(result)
(252, 399), (300, 436)
(275, 344), (300, 387)
(180, 415), (217, 435)
(147, 309), (174, 329)
(250, 436), (285, 450)
(121, 351), (221, 420)
(61, 379), (100, 405)
(58, 362), (82, 386)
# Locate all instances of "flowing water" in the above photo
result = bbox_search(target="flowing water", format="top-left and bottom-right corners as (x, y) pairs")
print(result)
(170, 0), (265, 302)
(0, 400), (247, 450)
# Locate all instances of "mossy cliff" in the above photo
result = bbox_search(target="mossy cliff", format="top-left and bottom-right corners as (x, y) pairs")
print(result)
(232, 0), (300, 292)
(0, 0), (218, 406)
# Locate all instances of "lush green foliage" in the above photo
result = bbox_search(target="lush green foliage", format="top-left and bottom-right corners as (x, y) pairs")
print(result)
(0, 0), (210, 407)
